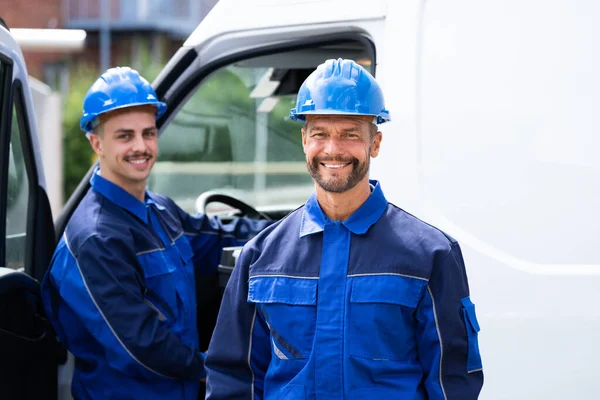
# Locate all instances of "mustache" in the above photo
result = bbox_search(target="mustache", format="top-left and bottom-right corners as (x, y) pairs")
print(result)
(124, 153), (153, 161)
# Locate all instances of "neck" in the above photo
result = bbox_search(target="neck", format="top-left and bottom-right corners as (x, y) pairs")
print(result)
(128, 185), (147, 203)
(315, 178), (372, 222)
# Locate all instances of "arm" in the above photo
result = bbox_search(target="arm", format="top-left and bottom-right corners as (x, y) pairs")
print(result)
(415, 241), (484, 399)
(174, 204), (272, 275)
(205, 248), (271, 400)
(50, 234), (205, 381)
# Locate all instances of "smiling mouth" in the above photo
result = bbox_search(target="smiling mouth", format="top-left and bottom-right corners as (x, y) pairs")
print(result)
(321, 162), (351, 169)
(125, 156), (152, 166)
(129, 159), (147, 164)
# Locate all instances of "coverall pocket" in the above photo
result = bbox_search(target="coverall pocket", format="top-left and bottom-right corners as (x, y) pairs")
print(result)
(461, 296), (483, 372)
(348, 275), (426, 361)
(248, 276), (317, 359)
(174, 237), (194, 265)
(276, 384), (306, 400)
(138, 251), (181, 324)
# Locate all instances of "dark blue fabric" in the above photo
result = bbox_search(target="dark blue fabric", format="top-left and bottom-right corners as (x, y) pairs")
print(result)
(206, 180), (484, 400)
(41, 171), (269, 400)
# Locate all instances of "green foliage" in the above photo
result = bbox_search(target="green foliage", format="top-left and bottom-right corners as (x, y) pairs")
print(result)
(193, 68), (254, 116)
(62, 63), (97, 200)
(156, 67), (254, 163)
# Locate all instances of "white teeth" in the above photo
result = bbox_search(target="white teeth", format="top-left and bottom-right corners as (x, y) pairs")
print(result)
(323, 164), (347, 169)
(129, 159), (147, 165)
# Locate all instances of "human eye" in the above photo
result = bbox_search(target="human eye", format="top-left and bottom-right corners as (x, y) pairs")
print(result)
(343, 132), (360, 139)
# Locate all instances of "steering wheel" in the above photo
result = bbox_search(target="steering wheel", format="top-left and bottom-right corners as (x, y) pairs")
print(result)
(195, 192), (272, 220)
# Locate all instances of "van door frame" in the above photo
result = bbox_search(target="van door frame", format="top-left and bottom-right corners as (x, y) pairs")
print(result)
(0, 54), (13, 267)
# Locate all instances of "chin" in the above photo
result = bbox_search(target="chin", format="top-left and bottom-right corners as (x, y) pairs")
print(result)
(126, 171), (151, 183)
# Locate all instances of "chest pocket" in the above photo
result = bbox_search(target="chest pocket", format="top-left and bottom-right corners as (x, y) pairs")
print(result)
(138, 250), (183, 326)
(248, 276), (317, 359)
(348, 275), (427, 361)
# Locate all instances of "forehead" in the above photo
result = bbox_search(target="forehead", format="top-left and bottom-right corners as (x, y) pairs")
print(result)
(305, 115), (373, 130)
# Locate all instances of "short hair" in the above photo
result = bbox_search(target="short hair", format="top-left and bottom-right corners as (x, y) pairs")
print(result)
(85, 123), (104, 140)
(369, 124), (377, 140)
(93, 123), (104, 136)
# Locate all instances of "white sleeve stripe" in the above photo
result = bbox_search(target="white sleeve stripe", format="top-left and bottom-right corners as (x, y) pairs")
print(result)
(347, 272), (428, 281)
(64, 233), (174, 380)
(427, 286), (448, 400)
(247, 308), (257, 400)
(184, 230), (251, 240)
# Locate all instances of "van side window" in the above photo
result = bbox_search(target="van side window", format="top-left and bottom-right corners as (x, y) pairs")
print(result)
(5, 94), (30, 269)
(150, 62), (315, 213)
(149, 45), (373, 214)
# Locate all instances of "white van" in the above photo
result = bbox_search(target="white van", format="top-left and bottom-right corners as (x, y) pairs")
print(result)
(1, 0), (599, 398)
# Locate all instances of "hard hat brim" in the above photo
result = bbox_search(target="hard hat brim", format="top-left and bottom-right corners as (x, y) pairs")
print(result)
(81, 101), (167, 133)
(290, 109), (391, 124)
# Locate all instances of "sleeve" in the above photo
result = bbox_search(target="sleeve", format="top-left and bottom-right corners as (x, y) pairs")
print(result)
(205, 248), (271, 400)
(51, 234), (205, 381)
(415, 241), (484, 399)
(174, 205), (272, 275)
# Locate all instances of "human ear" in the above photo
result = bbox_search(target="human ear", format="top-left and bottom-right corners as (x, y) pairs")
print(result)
(370, 131), (382, 158)
(88, 134), (104, 156)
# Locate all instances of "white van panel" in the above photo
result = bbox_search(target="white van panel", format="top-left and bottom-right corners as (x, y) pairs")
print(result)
(418, 0), (600, 398)
(369, 0), (422, 213)
(185, 0), (388, 48)
(420, 0), (600, 270)
(156, 0), (600, 396)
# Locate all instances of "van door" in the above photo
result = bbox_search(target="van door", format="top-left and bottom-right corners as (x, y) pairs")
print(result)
(0, 29), (65, 400)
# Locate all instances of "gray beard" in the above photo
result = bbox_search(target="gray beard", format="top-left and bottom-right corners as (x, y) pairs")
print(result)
(306, 154), (370, 193)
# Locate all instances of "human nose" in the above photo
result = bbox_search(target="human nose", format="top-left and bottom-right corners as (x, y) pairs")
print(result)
(131, 133), (146, 153)
(323, 136), (343, 155)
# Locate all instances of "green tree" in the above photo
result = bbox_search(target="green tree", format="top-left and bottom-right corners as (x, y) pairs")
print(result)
(62, 63), (97, 200)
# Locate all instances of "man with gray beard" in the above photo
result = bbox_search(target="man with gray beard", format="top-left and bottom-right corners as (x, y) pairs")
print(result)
(205, 58), (484, 400)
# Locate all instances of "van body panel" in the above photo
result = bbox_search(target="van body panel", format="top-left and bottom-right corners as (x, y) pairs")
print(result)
(184, 0), (388, 48)
(164, 0), (599, 398)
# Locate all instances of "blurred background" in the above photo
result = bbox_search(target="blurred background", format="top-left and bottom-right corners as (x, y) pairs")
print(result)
(1, 0), (220, 216)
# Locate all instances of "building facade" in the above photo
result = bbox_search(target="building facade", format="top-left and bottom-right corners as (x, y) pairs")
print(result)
(2, 0), (218, 88)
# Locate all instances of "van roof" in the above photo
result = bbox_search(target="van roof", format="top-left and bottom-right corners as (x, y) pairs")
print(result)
(185, 0), (388, 47)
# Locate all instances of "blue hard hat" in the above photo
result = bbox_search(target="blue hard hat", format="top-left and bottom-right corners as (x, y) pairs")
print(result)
(290, 58), (390, 124)
(80, 66), (166, 133)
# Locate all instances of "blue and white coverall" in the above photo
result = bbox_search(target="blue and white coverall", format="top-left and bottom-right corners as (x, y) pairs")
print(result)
(205, 180), (483, 399)
(41, 171), (269, 400)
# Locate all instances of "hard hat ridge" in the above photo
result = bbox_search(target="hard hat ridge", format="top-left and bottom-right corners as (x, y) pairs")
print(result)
(290, 58), (390, 124)
(80, 66), (166, 133)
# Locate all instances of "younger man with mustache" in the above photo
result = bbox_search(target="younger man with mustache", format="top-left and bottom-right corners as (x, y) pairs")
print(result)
(205, 59), (484, 399)
(41, 67), (270, 400)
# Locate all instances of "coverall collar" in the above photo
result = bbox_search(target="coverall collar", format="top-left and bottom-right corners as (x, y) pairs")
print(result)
(299, 179), (388, 237)
(90, 168), (163, 224)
